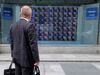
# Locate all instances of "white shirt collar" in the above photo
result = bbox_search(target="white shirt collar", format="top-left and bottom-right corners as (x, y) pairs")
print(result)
(20, 17), (29, 22)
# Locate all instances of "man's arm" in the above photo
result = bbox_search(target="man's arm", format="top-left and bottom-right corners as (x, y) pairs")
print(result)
(10, 25), (13, 57)
(27, 24), (40, 63)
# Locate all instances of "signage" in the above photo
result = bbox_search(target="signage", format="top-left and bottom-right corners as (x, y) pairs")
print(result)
(86, 7), (98, 20)
(2, 7), (13, 20)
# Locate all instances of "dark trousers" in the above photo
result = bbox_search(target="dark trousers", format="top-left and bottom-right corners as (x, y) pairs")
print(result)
(15, 64), (33, 75)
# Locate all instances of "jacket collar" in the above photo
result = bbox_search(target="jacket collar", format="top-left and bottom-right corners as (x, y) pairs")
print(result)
(20, 17), (29, 22)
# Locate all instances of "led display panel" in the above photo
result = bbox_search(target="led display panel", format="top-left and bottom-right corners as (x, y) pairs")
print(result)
(31, 6), (78, 41)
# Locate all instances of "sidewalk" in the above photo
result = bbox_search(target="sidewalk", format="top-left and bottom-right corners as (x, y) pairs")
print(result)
(0, 53), (100, 62)
(1, 54), (100, 75)
(1, 62), (100, 75)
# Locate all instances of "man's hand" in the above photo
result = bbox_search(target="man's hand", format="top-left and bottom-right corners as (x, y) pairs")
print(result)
(34, 62), (39, 66)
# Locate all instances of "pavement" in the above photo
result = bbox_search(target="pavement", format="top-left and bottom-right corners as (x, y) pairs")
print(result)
(1, 62), (100, 75)
(0, 54), (100, 62)
(1, 54), (100, 75)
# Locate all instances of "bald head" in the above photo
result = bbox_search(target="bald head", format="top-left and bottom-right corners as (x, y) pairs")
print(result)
(20, 5), (32, 20)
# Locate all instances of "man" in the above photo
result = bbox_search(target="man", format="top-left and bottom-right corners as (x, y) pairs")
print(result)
(10, 5), (40, 75)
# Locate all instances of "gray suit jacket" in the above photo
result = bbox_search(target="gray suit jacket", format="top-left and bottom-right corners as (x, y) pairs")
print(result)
(10, 19), (39, 67)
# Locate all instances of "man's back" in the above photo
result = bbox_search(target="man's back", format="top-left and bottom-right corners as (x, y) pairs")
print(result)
(10, 19), (35, 67)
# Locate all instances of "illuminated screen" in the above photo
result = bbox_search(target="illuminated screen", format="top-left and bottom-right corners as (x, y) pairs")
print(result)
(31, 6), (78, 41)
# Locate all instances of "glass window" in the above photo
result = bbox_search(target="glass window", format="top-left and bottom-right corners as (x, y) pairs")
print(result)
(0, 5), (1, 43)
(0, 4), (99, 44)
(1, 4), (18, 44)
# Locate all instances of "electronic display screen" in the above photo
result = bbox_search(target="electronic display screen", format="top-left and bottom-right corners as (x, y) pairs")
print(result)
(31, 6), (78, 41)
